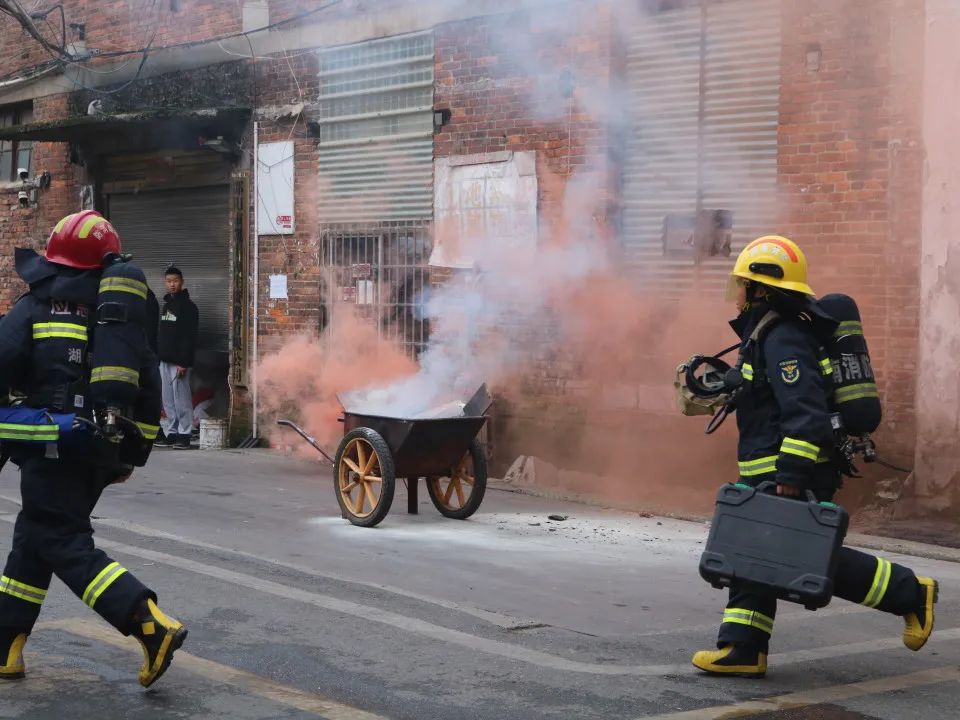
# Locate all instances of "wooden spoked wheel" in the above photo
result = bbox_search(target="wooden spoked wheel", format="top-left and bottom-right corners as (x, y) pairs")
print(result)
(426, 437), (487, 520)
(334, 428), (395, 527)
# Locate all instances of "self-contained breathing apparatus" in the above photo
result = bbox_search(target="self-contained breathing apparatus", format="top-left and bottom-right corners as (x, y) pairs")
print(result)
(675, 293), (883, 476)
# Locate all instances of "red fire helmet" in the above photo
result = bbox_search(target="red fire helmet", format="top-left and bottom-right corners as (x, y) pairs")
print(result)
(45, 210), (121, 270)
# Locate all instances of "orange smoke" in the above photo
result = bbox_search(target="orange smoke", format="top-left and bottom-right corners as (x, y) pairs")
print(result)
(257, 306), (416, 457)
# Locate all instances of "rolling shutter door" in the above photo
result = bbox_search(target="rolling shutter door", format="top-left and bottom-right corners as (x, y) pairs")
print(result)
(701, 1), (781, 280)
(623, 1), (781, 292)
(623, 5), (702, 277)
(108, 186), (231, 354)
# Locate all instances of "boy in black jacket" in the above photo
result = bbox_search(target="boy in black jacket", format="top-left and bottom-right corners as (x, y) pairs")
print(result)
(156, 266), (199, 449)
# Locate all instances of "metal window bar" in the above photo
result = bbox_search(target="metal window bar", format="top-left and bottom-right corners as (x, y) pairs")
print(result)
(321, 221), (431, 358)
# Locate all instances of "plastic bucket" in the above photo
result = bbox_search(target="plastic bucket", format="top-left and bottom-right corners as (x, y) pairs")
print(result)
(199, 419), (228, 450)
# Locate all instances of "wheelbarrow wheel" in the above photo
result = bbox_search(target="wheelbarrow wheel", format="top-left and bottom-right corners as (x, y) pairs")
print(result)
(427, 437), (487, 520)
(334, 428), (395, 527)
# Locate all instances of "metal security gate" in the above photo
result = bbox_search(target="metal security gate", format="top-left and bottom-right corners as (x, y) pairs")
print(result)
(623, 0), (781, 292)
(321, 222), (431, 356)
(316, 32), (434, 355)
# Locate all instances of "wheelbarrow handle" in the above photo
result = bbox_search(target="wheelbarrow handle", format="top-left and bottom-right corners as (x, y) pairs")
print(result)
(276, 419), (335, 464)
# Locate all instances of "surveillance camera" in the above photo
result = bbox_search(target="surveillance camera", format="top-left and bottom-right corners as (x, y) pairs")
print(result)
(17, 168), (29, 182)
(18, 190), (30, 207)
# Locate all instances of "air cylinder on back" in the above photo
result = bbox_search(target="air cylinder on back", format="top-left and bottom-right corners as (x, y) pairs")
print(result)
(88, 261), (149, 409)
(818, 293), (882, 435)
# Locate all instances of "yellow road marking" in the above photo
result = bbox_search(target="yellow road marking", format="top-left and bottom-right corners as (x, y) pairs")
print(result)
(636, 665), (960, 719)
(37, 619), (388, 720)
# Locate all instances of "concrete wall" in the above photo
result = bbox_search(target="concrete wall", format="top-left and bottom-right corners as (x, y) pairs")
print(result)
(912, 0), (960, 513)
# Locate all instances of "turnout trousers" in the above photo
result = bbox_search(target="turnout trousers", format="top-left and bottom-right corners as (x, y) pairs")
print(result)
(716, 488), (921, 651)
(0, 457), (153, 636)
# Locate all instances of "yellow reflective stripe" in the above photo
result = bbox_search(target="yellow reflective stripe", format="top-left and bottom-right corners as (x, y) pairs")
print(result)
(781, 437), (820, 462)
(741, 363), (754, 381)
(0, 585), (44, 605)
(862, 558), (892, 608)
(90, 366), (140, 386)
(0, 575), (47, 605)
(77, 215), (104, 239)
(32, 322), (88, 341)
(819, 358), (833, 376)
(99, 277), (147, 299)
(52, 214), (71, 234)
(738, 455), (778, 477)
(835, 383), (880, 403)
(82, 562), (127, 608)
(835, 321), (863, 337)
(136, 422), (159, 440)
(0, 576), (47, 597)
(0, 422), (59, 441)
(722, 608), (774, 634)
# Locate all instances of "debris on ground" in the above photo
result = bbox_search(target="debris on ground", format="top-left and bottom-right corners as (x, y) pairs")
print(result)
(548, 514), (569, 521)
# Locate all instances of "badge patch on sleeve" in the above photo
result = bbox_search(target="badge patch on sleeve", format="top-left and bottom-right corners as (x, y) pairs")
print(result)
(779, 359), (800, 384)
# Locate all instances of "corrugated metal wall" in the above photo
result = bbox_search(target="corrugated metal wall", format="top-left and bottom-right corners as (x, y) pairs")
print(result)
(623, 0), (781, 291)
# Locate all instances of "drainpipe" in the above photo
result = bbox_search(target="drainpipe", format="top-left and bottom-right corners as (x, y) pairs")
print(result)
(252, 121), (260, 440)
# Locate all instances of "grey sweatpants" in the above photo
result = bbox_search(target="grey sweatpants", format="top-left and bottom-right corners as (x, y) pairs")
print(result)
(160, 361), (193, 436)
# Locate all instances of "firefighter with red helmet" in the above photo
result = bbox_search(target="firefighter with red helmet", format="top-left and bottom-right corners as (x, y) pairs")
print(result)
(0, 211), (186, 687)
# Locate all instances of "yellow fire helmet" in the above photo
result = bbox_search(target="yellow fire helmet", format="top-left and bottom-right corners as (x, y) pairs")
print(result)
(727, 235), (815, 299)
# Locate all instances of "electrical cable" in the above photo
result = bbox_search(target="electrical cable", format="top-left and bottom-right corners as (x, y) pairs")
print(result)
(63, 25), (158, 95)
(0, 0), (71, 61)
(2, 0), (341, 86)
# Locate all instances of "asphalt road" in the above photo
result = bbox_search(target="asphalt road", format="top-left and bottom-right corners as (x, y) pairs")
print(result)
(0, 449), (957, 720)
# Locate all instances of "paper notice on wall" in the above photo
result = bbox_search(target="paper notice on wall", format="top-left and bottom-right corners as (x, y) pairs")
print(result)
(269, 274), (288, 299)
(356, 280), (375, 305)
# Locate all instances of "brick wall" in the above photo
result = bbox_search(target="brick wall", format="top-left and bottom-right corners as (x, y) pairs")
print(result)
(0, 0), (937, 509)
(250, 51), (322, 347)
(777, 0), (924, 464)
(433, 6), (630, 478)
(0, 1), (242, 80)
(0, 93), (87, 311)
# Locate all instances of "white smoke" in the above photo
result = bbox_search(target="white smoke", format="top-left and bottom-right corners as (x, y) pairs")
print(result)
(336, 0), (777, 418)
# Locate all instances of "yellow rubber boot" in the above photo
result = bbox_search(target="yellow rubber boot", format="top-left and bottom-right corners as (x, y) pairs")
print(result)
(692, 644), (767, 678)
(903, 577), (938, 651)
(130, 599), (188, 687)
(0, 633), (26, 680)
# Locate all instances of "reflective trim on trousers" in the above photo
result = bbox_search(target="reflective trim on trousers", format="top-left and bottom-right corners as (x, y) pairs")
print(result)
(81, 562), (128, 608)
(862, 557), (892, 608)
(722, 608), (774, 635)
(0, 575), (47, 605)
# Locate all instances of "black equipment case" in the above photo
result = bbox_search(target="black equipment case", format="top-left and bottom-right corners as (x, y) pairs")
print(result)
(699, 482), (849, 610)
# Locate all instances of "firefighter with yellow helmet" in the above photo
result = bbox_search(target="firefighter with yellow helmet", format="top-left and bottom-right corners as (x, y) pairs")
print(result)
(690, 235), (938, 678)
(0, 211), (186, 687)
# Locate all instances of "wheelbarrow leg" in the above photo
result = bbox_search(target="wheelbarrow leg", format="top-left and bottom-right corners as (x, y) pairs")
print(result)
(407, 477), (419, 515)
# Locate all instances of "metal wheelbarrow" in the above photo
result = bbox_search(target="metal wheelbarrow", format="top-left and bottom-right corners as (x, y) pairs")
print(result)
(278, 385), (492, 528)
